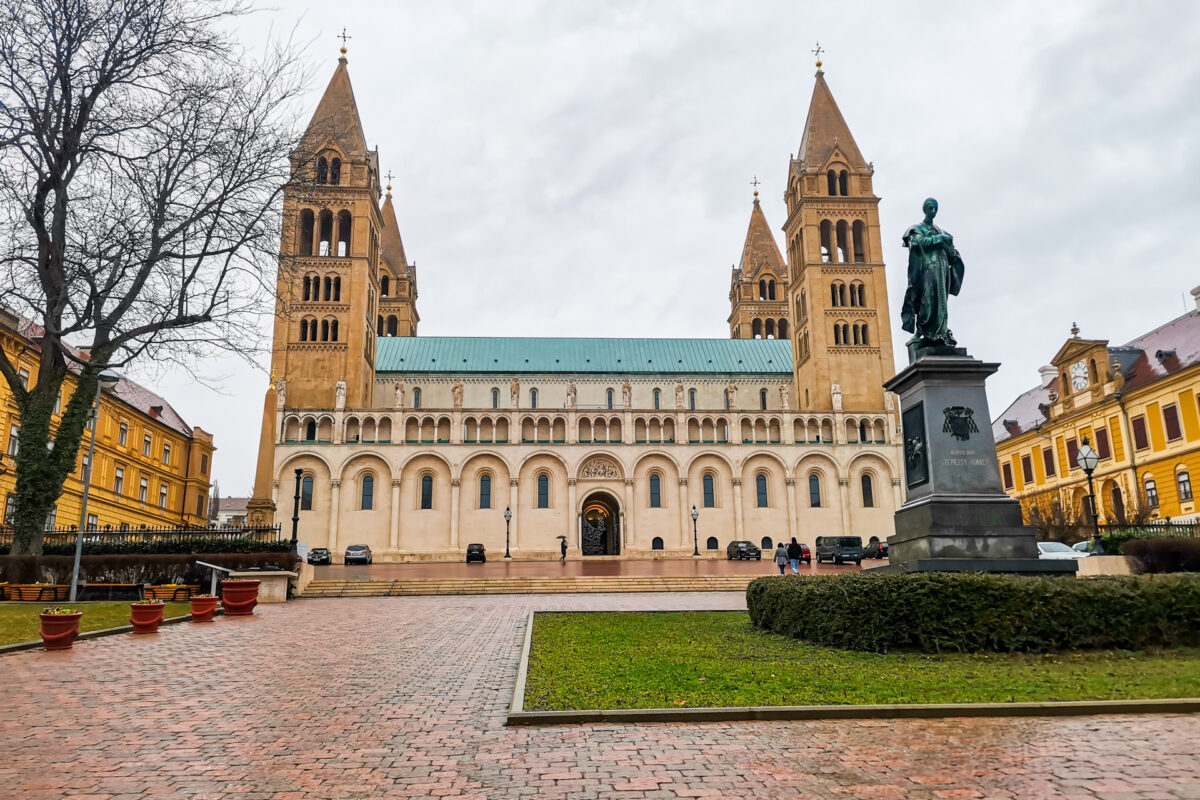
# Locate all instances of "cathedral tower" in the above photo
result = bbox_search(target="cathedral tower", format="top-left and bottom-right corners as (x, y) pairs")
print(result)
(271, 48), (397, 410)
(783, 64), (895, 410)
(729, 191), (790, 340)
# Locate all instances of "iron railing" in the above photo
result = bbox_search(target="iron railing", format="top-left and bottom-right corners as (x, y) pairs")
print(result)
(0, 523), (283, 549)
(1097, 522), (1199, 539)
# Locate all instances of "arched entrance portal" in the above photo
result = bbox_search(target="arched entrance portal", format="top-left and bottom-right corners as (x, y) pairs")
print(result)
(581, 492), (621, 555)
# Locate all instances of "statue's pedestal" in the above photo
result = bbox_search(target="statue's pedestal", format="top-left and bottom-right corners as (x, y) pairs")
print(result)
(883, 354), (1075, 576)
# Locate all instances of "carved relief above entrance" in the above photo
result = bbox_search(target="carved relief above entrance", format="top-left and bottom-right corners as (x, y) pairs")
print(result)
(579, 456), (622, 480)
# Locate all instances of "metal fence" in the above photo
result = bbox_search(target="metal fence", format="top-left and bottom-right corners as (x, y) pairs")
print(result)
(1097, 522), (1199, 539)
(0, 524), (283, 549)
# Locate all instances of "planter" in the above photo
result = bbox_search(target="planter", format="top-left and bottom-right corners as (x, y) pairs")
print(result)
(39, 611), (84, 650)
(129, 602), (165, 634)
(189, 595), (220, 622)
(0, 582), (7, 600)
(144, 584), (200, 601)
(10, 584), (70, 602)
(220, 580), (261, 616)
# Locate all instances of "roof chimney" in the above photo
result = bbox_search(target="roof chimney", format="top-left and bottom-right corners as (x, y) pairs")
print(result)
(1192, 284), (1200, 310)
(1037, 365), (1056, 388)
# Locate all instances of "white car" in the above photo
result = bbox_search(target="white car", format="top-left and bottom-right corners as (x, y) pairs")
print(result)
(1037, 541), (1090, 560)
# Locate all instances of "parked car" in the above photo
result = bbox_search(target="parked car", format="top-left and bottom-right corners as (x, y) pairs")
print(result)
(815, 536), (863, 565)
(792, 542), (813, 565)
(1072, 541), (1093, 553)
(344, 544), (373, 564)
(863, 537), (889, 560)
(308, 547), (332, 565)
(466, 543), (487, 563)
(1038, 541), (1089, 560)
(725, 540), (762, 561)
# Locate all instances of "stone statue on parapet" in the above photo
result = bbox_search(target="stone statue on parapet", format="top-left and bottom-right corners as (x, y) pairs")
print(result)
(621, 378), (632, 409)
(831, 379), (843, 412)
(510, 377), (520, 408)
(452, 379), (464, 409)
(779, 382), (791, 411)
(394, 379), (405, 409)
(335, 376), (346, 409)
(675, 381), (685, 410)
(566, 381), (577, 409)
(901, 197), (965, 354)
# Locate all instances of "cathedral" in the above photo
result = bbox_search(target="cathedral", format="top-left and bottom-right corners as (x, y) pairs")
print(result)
(250, 46), (904, 562)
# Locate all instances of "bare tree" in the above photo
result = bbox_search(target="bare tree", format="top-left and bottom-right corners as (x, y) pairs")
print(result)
(0, 0), (307, 554)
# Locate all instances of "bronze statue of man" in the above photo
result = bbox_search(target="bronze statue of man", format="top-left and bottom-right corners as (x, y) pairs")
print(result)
(901, 198), (964, 350)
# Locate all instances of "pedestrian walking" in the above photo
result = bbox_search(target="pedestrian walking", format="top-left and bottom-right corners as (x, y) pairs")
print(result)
(787, 537), (803, 574)
(560, 537), (568, 563)
(773, 542), (789, 574)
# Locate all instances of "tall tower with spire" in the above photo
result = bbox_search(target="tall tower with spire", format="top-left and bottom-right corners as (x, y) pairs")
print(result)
(377, 182), (419, 337)
(270, 45), (409, 410)
(782, 60), (895, 411)
(729, 186), (790, 341)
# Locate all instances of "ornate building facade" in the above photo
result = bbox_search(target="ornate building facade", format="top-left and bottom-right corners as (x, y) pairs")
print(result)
(255, 51), (903, 562)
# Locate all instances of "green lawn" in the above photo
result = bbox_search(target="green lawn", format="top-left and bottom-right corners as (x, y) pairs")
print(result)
(0, 602), (191, 646)
(524, 612), (1200, 710)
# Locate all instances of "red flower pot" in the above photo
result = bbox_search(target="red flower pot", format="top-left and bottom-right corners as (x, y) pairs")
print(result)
(190, 596), (220, 622)
(130, 602), (165, 634)
(220, 580), (260, 616)
(39, 612), (84, 650)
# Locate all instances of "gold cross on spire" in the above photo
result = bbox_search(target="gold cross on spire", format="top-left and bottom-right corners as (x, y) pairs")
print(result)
(750, 175), (761, 201)
(384, 170), (394, 193)
(337, 27), (352, 55)
(812, 41), (823, 70)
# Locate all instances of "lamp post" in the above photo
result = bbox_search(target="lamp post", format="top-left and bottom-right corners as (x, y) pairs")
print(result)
(69, 370), (121, 603)
(290, 468), (302, 554)
(1075, 436), (1104, 555)
(504, 506), (512, 559)
(690, 505), (700, 557)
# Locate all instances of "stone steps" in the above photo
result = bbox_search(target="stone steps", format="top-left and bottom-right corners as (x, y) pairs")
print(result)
(300, 575), (756, 597)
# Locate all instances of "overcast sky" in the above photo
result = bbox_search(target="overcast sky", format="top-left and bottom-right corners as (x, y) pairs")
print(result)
(136, 1), (1200, 498)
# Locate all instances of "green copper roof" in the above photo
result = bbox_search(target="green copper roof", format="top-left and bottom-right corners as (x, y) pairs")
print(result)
(376, 337), (792, 375)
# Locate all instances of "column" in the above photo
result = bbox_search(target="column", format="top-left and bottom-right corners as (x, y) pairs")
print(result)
(677, 478), (690, 548)
(784, 477), (798, 543)
(271, 480), (280, 508)
(509, 479), (520, 551)
(567, 479), (578, 552)
(838, 478), (851, 535)
(333, 410), (345, 444)
(451, 410), (463, 444)
(731, 478), (744, 542)
(892, 478), (903, 511)
(389, 479), (401, 550)
(449, 478), (461, 549)
(834, 413), (846, 444)
(328, 478), (341, 558)
(567, 410), (577, 444)
(623, 479), (634, 550)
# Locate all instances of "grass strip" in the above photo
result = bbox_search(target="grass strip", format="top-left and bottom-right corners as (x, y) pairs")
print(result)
(0, 601), (191, 646)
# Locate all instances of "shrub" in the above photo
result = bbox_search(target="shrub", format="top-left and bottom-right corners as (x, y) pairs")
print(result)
(746, 572), (1200, 653)
(0, 552), (299, 585)
(1124, 538), (1200, 574)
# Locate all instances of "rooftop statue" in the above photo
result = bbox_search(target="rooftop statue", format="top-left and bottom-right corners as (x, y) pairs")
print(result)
(901, 198), (964, 353)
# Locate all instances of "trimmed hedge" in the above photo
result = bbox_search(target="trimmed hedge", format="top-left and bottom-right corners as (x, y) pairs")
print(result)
(0, 537), (291, 556)
(1125, 538), (1200, 574)
(0, 552), (299, 585)
(746, 572), (1200, 653)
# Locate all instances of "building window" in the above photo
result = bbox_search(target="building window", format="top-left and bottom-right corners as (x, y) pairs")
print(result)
(53, 391), (61, 414)
(360, 475), (374, 510)
(530, 388), (538, 409)
(761, 536), (773, 550)
(139, 477), (148, 502)
(412, 388), (421, 409)
(537, 474), (549, 509)
(1002, 462), (1014, 490)
(1131, 416), (1149, 450)
(162, 443), (171, 465)
(861, 474), (874, 508)
(653, 388), (661, 410)
(301, 476), (313, 510)
(1066, 438), (1079, 470)
(479, 474), (492, 509)
(1042, 447), (1056, 478)
(760, 389), (768, 411)
(7, 425), (19, 456)
(1144, 476), (1159, 507)
(1163, 405), (1183, 441)
(43, 505), (57, 530)
(705, 536), (719, 551)
(143, 434), (152, 456)
(420, 474), (434, 509)
(1021, 455), (1034, 485)
(649, 474), (662, 508)
(118, 423), (128, 446)
(18, 368), (29, 389)
(4, 493), (15, 524)
(491, 388), (499, 409)
(808, 474), (822, 507)
(158, 484), (168, 508)
(304, 421), (317, 441)
(702, 473), (715, 508)
(200, 454), (208, 474)
(651, 537), (664, 550)
(114, 468), (124, 495)
(1095, 428), (1111, 459)
(86, 513), (98, 530)
(756, 473), (768, 507)
(688, 389), (696, 410)
(606, 389), (614, 410)
(1179, 470), (1193, 502)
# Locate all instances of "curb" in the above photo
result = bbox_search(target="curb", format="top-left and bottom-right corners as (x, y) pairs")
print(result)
(0, 609), (226, 655)
(505, 611), (1200, 726)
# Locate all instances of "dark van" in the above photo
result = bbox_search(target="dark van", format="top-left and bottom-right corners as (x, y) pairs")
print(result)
(815, 536), (863, 565)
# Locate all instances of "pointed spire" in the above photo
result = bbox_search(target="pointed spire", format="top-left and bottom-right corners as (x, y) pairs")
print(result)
(738, 195), (785, 279)
(300, 49), (368, 157)
(797, 69), (867, 169)
(380, 187), (409, 274)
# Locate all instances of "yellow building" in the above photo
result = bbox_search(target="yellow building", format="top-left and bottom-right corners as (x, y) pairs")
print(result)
(0, 308), (216, 532)
(993, 288), (1200, 526)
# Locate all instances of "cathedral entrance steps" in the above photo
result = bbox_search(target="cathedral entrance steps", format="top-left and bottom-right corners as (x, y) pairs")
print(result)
(300, 575), (756, 597)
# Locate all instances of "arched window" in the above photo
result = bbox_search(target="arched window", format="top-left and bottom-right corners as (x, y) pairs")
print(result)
(831, 283), (841, 307)
(839, 284), (847, 307)
(301, 475), (313, 510)
(537, 474), (549, 508)
(330, 318), (339, 342)
(420, 474), (433, 509)
(387, 315), (398, 336)
(755, 473), (768, 508)
(300, 319), (310, 342)
(861, 474), (874, 507)
(768, 280), (777, 300)
(702, 473), (715, 508)
(799, 290), (807, 319)
(778, 319), (788, 340)
(649, 473), (662, 508)
(337, 212), (351, 257)
(765, 319), (776, 339)
(758, 279), (767, 300)
(852, 324), (860, 345)
(826, 169), (837, 195)
(860, 324), (869, 346)
(376, 315), (383, 336)
(859, 420), (868, 442)
(302, 275), (312, 302)
(479, 474), (492, 509)
(651, 537), (664, 550)
(299, 210), (315, 255)
(1178, 470), (1194, 502)
(760, 388), (768, 411)
(838, 170), (848, 196)
(529, 388), (538, 409)
(304, 421), (316, 441)
(606, 389), (614, 410)
(316, 157), (328, 184)
(820, 219), (833, 263)
(841, 323), (850, 344)
(852, 221), (867, 263)
(653, 388), (661, 409)
(752, 318), (763, 339)
(808, 473), (822, 507)
(381, 275), (390, 297)
(760, 536), (773, 550)
(706, 536), (719, 551)
(360, 475), (374, 510)
(412, 388), (421, 409)
(334, 276), (342, 301)
(833, 324), (842, 345)
(1144, 477), (1159, 507)
(688, 389), (696, 410)
(491, 388), (500, 409)
(329, 157), (341, 185)
(318, 210), (333, 256)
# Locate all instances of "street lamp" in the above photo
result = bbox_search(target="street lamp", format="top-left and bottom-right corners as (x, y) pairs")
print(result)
(504, 506), (512, 559)
(690, 505), (700, 557)
(69, 370), (122, 603)
(1075, 436), (1104, 555)
(290, 468), (302, 554)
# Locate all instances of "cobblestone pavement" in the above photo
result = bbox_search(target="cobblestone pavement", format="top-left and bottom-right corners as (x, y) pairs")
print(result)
(3, 593), (1199, 799)
(318, 556), (862, 580)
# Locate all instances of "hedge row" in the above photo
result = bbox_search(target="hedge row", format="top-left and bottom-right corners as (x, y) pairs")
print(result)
(0, 537), (291, 557)
(0, 552), (299, 585)
(1125, 538), (1200, 574)
(746, 572), (1200, 653)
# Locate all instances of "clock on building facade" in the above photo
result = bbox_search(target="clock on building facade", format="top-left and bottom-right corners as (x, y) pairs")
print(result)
(1070, 360), (1089, 391)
